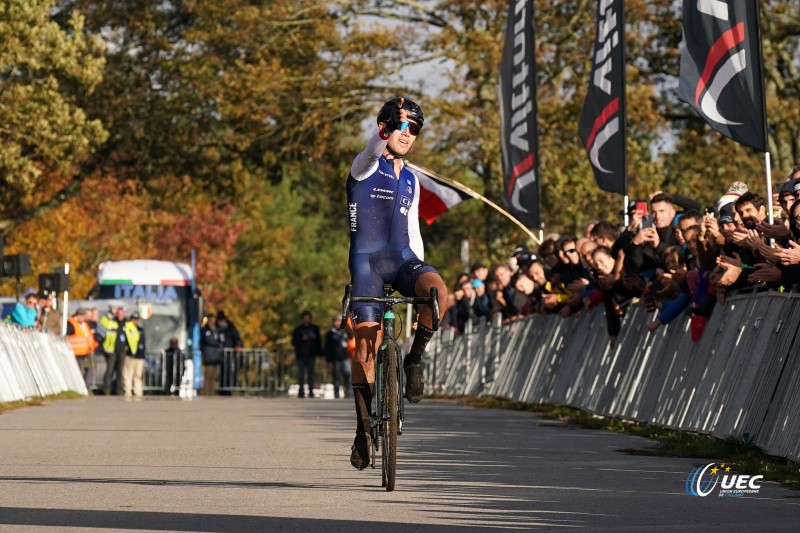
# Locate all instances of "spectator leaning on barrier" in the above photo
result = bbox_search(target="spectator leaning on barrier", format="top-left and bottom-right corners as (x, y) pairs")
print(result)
(7, 292), (38, 328)
(324, 317), (351, 399)
(471, 262), (489, 283)
(36, 290), (62, 335)
(216, 311), (243, 352)
(66, 308), (97, 388)
(102, 307), (128, 396)
(292, 310), (322, 399)
(216, 310), (243, 393)
(200, 314), (223, 395)
(471, 279), (491, 322)
(119, 311), (146, 398)
(493, 264), (517, 319)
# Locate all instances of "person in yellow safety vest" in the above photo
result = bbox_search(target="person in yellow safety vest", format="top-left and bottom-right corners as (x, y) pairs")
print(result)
(119, 311), (146, 398)
(101, 306), (127, 396)
(66, 309), (98, 388)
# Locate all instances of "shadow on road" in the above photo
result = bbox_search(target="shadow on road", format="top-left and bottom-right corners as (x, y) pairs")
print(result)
(0, 507), (466, 532)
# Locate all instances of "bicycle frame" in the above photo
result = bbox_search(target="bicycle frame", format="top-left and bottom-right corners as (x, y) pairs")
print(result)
(375, 306), (404, 437)
(341, 283), (439, 471)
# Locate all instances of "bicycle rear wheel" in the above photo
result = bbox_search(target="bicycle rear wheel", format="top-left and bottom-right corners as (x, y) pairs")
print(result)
(381, 342), (399, 492)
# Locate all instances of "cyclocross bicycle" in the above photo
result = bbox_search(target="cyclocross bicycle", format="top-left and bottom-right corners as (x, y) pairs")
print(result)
(341, 283), (439, 492)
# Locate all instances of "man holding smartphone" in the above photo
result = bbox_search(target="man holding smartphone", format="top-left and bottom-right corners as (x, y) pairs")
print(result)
(626, 193), (700, 274)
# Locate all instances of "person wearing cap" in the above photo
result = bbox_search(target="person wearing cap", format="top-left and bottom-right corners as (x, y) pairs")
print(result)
(119, 311), (146, 398)
(36, 289), (63, 336)
(102, 306), (128, 396)
(470, 262), (489, 283)
(537, 239), (560, 271)
(779, 180), (796, 216)
(470, 278), (491, 322)
(66, 308), (98, 388)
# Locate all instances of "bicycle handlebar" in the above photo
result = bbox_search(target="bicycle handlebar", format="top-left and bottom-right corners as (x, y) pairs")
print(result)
(341, 284), (440, 331)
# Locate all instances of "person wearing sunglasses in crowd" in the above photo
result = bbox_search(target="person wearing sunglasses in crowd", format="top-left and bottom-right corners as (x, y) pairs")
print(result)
(345, 96), (449, 470)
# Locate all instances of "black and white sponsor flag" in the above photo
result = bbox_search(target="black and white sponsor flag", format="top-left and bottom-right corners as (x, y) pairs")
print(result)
(679, 0), (767, 152)
(499, 0), (540, 228)
(579, 0), (627, 196)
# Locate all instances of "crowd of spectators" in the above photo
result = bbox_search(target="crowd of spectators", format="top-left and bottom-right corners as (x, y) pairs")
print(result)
(443, 166), (800, 346)
(4, 289), (63, 333)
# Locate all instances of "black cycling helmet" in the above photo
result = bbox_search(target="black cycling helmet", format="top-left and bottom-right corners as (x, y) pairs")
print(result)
(377, 97), (424, 130)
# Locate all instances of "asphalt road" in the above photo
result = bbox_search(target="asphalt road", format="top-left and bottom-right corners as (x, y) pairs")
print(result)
(0, 396), (797, 532)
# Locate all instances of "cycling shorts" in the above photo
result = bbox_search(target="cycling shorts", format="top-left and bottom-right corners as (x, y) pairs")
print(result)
(349, 249), (438, 324)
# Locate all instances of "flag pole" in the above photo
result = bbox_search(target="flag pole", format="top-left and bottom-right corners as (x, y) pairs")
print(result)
(406, 163), (541, 245)
(754, 1), (773, 224)
(621, 0), (630, 228)
(765, 152), (774, 224)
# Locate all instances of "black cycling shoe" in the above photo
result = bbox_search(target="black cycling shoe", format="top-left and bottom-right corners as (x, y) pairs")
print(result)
(404, 364), (424, 403)
(350, 432), (371, 470)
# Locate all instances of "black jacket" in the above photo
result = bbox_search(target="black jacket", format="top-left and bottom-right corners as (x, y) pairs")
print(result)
(292, 324), (322, 360)
(201, 325), (223, 364)
(324, 327), (348, 362)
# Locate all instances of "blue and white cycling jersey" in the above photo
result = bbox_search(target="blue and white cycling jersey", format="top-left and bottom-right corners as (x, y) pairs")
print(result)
(347, 132), (423, 258)
(346, 132), (437, 323)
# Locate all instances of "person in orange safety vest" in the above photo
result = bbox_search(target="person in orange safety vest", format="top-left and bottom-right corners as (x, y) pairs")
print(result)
(67, 308), (98, 389)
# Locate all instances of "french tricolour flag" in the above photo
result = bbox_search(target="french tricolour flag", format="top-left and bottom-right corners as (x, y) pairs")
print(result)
(407, 163), (472, 225)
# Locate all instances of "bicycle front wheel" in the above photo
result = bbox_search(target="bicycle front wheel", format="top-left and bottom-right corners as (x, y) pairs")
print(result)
(381, 342), (399, 492)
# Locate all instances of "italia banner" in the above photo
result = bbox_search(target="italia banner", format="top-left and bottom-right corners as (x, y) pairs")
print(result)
(499, 0), (540, 228)
(678, 0), (767, 152)
(579, 0), (627, 196)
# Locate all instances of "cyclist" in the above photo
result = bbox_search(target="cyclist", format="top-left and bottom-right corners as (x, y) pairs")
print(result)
(346, 97), (449, 469)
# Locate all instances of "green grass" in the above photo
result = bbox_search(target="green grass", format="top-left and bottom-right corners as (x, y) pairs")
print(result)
(0, 391), (84, 414)
(456, 395), (800, 491)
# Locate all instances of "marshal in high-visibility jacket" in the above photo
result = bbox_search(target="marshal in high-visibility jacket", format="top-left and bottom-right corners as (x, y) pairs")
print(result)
(117, 318), (146, 358)
(67, 315), (97, 356)
(98, 308), (126, 354)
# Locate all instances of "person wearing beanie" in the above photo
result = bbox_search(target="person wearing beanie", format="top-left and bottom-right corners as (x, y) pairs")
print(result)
(716, 181), (749, 213)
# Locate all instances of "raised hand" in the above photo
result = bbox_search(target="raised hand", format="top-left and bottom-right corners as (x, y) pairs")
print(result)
(756, 221), (791, 240)
(748, 263), (782, 284)
(774, 241), (800, 266)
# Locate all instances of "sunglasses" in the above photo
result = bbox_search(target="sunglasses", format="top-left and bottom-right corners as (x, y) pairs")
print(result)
(400, 121), (422, 136)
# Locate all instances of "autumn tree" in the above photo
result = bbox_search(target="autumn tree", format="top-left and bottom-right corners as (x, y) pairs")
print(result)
(0, 0), (107, 234)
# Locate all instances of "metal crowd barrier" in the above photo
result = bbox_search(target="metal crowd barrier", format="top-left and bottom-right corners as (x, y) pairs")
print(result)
(90, 347), (289, 395)
(0, 323), (88, 402)
(424, 291), (800, 463)
(218, 348), (289, 394)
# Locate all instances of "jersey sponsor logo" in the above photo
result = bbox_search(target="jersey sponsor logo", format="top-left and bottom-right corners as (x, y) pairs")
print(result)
(370, 194), (394, 200)
(401, 196), (412, 207)
(400, 206), (408, 216)
(378, 169), (395, 180)
(406, 185), (412, 194)
(349, 202), (358, 232)
(373, 188), (393, 194)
